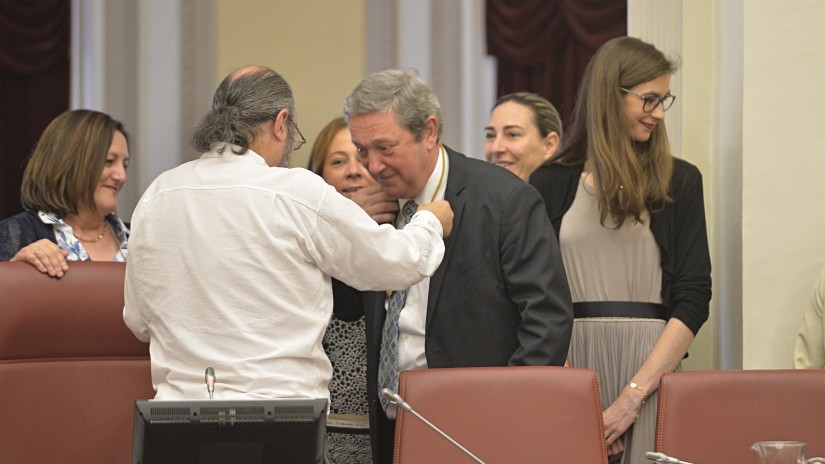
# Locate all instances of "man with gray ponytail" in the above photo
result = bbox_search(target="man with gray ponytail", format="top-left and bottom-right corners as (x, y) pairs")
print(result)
(191, 66), (300, 164)
(124, 66), (454, 408)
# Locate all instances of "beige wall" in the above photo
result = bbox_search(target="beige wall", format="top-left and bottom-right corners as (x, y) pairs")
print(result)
(741, 0), (825, 368)
(216, 0), (366, 169)
(678, 1), (825, 370)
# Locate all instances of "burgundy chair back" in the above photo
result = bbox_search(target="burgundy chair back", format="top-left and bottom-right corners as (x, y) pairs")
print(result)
(656, 369), (825, 464)
(394, 366), (608, 464)
(0, 261), (153, 464)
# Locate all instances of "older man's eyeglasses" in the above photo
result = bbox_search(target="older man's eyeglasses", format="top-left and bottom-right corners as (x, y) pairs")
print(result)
(620, 88), (676, 113)
(289, 119), (306, 151)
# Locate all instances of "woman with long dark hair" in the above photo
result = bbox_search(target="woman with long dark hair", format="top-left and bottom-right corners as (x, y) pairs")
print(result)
(530, 37), (711, 463)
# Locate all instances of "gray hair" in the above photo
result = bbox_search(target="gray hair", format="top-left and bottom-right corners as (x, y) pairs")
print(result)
(343, 68), (443, 140)
(192, 66), (296, 155)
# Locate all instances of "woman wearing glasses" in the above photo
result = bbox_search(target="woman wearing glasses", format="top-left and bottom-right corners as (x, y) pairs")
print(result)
(530, 36), (711, 464)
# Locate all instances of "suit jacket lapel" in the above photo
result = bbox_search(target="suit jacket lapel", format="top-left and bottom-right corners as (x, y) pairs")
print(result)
(426, 147), (465, 328)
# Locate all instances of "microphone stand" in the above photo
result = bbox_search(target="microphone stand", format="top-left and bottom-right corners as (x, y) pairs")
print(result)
(382, 388), (486, 464)
(646, 451), (694, 464)
(205, 367), (215, 400)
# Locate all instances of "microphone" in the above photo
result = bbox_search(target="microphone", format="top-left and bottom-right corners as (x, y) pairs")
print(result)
(645, 451), (693, 464)
(205, 367), (216, 400)
(381, 388), (411, 412)
(381, 388), (486, 464)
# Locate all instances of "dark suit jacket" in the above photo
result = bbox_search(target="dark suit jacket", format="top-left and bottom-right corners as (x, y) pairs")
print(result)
(366, 147), (573, 463)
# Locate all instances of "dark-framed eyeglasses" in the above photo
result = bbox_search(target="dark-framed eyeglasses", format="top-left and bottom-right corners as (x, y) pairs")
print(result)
(289, 118), (306, 151)
(620, 87), (676, 113)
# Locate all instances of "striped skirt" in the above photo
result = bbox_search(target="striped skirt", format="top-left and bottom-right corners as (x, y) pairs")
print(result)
(568, 317), (681, 464)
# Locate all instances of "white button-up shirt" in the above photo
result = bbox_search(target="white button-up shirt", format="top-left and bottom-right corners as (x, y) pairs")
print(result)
(124, 145), (444, 402)
(396, 146), (449, 374)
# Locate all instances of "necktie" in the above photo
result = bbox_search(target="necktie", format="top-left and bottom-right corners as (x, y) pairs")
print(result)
(378, 200), (418, 411)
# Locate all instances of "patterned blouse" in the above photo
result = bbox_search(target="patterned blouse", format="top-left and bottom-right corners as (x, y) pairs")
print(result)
(37, 211), (129, 262)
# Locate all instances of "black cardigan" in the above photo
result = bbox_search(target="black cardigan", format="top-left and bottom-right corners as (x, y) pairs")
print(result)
(0, 210), (57, 261)
(529, 158), (711, 335)
(0, 210), (130, 262)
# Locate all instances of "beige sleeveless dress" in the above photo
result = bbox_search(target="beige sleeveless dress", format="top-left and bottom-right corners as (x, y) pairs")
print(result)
(560, 175), (681, 464)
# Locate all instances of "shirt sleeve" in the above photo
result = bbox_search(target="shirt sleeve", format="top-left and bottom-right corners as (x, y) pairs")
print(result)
(123, 199), (150, 342)
(794, 267), (825, 369)
(667, 164), (712, 335)
(307, 185), (445, 292)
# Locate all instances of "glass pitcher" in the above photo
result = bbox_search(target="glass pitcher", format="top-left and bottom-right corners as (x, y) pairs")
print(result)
(751, 441), (825, 464)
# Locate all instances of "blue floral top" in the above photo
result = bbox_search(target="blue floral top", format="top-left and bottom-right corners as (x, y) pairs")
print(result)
(37, 211), (129, 262)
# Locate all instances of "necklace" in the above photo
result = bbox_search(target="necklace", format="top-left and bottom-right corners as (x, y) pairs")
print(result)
(429, 143), (447, 203)
(74, 223), (107, 243)
(386, 147), (446, 299)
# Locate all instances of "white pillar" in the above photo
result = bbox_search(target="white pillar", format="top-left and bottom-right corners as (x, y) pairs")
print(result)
(628, 0), (684, 159)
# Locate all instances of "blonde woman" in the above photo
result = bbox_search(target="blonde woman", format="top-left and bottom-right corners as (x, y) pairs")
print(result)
(308, 116), (387, 464)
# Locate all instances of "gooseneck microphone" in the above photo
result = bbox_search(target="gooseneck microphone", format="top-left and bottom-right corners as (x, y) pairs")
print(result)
(645, 451), (694, 464)
(205, 367), (216, 400)
(381, 388), (486, 464)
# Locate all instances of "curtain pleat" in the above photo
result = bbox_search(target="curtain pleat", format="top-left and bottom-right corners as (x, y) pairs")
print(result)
(486, 0), (626, 127)
(0, 0), (70, 220)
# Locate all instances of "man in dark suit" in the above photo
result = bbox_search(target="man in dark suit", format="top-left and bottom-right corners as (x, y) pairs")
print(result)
(343, 69), (573, 464)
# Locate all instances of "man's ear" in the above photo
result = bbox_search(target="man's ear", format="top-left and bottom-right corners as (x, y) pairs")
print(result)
(273, 109), (290, 143)
(423, 115), (439, 150)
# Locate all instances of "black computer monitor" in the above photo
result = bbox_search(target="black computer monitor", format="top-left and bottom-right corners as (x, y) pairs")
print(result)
(131, 398), (327, 464)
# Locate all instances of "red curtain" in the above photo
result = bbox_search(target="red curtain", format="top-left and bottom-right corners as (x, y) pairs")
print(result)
(0, 0), (70, 220)
(486, 0), (626, 127)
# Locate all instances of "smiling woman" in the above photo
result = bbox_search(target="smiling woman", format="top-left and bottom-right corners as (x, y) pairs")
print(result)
(529, 36), (710, 464)
(309, 117), (399, 225)
(484, 92), (562, 182)
(0, 110), (131, 278)
(314, 118), (375, 196)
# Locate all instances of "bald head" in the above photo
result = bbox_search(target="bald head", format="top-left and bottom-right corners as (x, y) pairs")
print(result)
(229, 65), (268, 81)
(191, 66), (297, 157)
